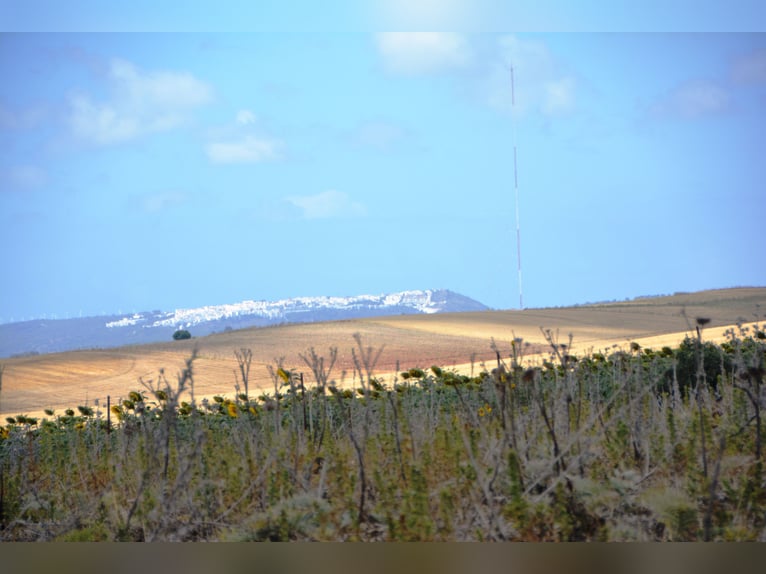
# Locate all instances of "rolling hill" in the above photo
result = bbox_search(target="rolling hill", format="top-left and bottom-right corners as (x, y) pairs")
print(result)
(1, 286), (764, 419)
(0, 289), (488, 358)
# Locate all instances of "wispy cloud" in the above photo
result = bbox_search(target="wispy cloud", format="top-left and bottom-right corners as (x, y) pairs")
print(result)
(374, 33), (577, 118)
(236, 109), (257, 125)
(376, 32), (471, 75)
(67, 58), (212, 145)
(206, 135), (283, 164)
(371, 0), (496, 30)
(732, 48), (766, 84)
(141, 191), (187, 213)
(1, 165), (47, 191)
(542, 77), (577, 116)
(650, 80), (730, 119)
(286, 190), (366, 220)
(351, 120), (407, 150)
(0, 103), (47, 130)
(206, 110), (284, 164)
(488, 35), (577, 117)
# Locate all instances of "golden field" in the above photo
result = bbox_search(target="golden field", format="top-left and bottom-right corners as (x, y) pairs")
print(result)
(1, 287), (764, 419)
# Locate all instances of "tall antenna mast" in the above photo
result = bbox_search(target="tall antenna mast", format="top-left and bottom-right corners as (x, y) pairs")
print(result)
(511, 65), (523, 309)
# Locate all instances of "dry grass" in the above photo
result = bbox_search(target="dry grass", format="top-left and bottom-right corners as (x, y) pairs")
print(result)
(366, 286), (766, 344)
(0, 322), (506, 418)
(2, 289), (765, 541)
(2, 287), (764, 419)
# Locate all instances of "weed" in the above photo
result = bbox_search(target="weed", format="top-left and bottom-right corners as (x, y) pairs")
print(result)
(1, 328), (765, 540)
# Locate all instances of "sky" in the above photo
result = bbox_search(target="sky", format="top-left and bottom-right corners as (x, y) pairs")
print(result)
(1, 2), (765, 322)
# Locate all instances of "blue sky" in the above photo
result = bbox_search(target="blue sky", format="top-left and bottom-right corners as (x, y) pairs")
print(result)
(1, 3), (765, 321)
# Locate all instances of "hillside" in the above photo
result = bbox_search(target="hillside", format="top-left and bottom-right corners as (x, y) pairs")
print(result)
(365, 286), (766, 347)
(0, 289), (488, 358)
(1, 286), (764, 418)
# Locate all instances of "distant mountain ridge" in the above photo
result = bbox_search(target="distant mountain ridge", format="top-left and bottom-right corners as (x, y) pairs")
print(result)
(0, 289), (488, 358)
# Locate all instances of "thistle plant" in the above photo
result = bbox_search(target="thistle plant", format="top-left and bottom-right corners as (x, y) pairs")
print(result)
(1, 328), (765, 541)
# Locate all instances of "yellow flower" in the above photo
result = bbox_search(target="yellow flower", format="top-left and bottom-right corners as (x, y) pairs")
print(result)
(478, 407), (486, 418)
(226, 402), (238, 418)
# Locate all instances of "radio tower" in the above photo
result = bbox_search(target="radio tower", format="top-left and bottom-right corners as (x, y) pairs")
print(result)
(511, 65), (523, 309)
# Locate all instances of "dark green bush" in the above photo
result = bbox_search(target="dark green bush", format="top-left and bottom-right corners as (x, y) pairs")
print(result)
(674, 336), (731, 395)
(172, 329), (192, 341)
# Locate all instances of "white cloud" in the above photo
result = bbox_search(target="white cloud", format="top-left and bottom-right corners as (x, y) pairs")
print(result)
(142, 191), (187, 213)
(377, 0), (465, 24)
(650, 81), (730, 119)
(69, 96), (140, 144)
(488, 35), (577, 117)
(286, 190), (366, 220)
(371, 0), (497, 30)
(374, 33), (577, 118)
(352, 120), (406, 150)
(109, 59), (211, 108)
(4, 165), (47, 190)
(0, 103), (46, 130)
(376, 32), (470, 75)
(236, 109), (257, 125)
(542, 77), (576, 116)
(68, 58), (212, 145)
(732, 48), (766, 84)
(206, 136), (283, 164)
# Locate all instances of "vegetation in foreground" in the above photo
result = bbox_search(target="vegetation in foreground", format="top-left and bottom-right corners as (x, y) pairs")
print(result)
(1, 325), (765, 541)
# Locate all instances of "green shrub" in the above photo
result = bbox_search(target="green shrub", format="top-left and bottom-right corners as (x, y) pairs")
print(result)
(172, 329), (192, 341)
(673, 336), (731, 395)
(2, 333), (764, 541)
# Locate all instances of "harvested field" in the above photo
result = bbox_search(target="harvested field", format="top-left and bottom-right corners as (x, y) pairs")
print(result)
(1, 287), (764, 419)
